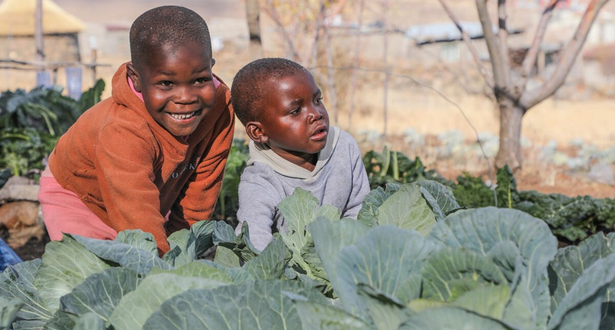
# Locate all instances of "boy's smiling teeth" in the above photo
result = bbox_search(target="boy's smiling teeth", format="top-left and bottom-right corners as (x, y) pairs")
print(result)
(169, 111), (196, 120)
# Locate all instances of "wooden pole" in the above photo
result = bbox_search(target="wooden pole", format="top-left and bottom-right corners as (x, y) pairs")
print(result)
(90, 36), (98, 85)
(35, 0), (44, 65)
(34, 0), (48, 87)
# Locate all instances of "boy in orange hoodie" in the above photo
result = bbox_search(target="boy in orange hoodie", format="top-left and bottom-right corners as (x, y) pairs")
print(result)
(37, 6), (234, 255)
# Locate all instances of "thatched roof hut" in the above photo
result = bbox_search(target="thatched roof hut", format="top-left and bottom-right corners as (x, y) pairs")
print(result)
(0, 0), (85, 63)
(0, 0), (85, 36)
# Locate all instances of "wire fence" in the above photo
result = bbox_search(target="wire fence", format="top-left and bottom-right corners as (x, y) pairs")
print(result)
(309, 64), (497, 194)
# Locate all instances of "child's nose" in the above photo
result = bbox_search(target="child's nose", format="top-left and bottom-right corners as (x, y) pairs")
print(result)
(173, 86), (197, 104)
(308, 107), (324, 123)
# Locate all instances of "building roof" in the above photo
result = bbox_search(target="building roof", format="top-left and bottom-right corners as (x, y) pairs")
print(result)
(0, 0), (85, 36)
(405, 21), (523, 45)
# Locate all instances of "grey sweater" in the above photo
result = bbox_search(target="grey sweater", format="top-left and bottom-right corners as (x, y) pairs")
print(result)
(236, 127), (370, 251)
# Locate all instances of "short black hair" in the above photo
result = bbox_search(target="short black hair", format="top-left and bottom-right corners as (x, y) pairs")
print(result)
(130, 6), (212, 69)
(231, 57), (309, 125)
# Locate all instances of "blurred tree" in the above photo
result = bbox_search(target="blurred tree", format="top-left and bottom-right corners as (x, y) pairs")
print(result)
(260, 0), (349, 124)
(244, 0), (263, 60)
(261, 0), (348, 65)
(439, 0), (610, 171)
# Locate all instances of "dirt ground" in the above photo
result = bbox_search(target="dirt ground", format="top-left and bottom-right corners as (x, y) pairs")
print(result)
(2, 232), (49, 262)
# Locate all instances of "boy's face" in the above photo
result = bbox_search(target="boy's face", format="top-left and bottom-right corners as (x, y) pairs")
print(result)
(127, 41), (215, 137)
(250, 71), (330, 166)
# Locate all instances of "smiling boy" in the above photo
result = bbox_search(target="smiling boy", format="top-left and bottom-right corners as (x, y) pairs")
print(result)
(37, 6), (234, 255)
(231, 58), (370, 251)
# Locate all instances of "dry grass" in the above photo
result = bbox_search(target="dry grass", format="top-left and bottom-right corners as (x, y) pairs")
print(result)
(335, 83), (615, 198)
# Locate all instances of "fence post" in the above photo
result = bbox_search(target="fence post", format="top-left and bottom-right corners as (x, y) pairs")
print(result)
(65, 66), (82, 100)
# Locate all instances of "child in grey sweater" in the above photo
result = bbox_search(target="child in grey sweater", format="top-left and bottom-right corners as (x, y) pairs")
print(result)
(231, 58), (370, 251)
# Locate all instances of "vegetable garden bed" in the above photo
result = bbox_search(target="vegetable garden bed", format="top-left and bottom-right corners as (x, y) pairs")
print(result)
(2, 181), (615, 329)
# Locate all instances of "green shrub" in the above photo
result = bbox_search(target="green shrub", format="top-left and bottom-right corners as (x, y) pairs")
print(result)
(0, 80), (105, 180)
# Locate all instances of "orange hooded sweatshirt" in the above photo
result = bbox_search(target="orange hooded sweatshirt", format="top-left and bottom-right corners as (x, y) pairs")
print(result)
(48, 63), (235, 254)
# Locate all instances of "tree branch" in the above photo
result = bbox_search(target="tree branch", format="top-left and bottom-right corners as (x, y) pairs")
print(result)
(518, 0), (560, 94)
(520, 0), (610, 109)
(438, 0), (494, 88)
(498, 0), (511, 87)
(329, 0), (350, 18)
(348, 0), (366, 130)
(263, 0), (302, 61)
(307, 2), (327, 68)
(476, 0), (508, 93)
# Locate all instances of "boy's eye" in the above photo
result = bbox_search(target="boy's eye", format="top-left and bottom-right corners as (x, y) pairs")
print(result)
(315, 97), (323, 105)
(159, 81), (173, 87)
(289, 107), (301, 115)
(195, 78), (208, 84)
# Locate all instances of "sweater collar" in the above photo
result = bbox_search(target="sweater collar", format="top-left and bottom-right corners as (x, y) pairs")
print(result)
(247, 126), (340, 180)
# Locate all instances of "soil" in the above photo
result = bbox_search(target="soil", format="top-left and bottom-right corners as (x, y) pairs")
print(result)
(1, 229), (49, 262)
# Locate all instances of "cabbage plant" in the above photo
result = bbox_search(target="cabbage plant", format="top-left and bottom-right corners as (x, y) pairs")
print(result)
(1, 180), (614, 330)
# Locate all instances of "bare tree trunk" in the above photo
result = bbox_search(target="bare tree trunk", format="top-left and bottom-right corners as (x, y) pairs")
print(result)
(245, 0), (263, 60)
(495, 101), (523, 169)
(440, 0), (609, 171)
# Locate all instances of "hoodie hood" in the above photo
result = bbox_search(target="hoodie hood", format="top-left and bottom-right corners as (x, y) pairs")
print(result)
(247, 126), (341, 181)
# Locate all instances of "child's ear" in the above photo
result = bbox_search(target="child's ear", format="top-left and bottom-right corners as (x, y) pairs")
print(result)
(126, 62), (142, 92)
(245, 121), (268, 144)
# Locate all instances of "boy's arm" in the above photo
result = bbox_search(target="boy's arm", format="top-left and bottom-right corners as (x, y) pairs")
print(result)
(236, 170), (282, 252)
(343, 138), (371, 218)
(166, 100), (235, 233)
(95, 124), (170, 253)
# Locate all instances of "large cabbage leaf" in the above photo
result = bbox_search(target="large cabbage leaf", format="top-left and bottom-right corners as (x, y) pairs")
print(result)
(548, 232), (615, 312)
(355, 284), (414, 330)
(277, 188), (341, 279)
(72, 312), (105, 330)
(0, 297), (22, 329)
(0, 259), (51, 323)
(242, 239), (290, 280)
(293, 299), (370, 330)
(34, 235), (111, 311)
(415, 180), (461, 221)
(141, 280), (329, 330)
(71, 232), (172, 274)
(358, 183), (436, 235)
(164, 220), (217, 267)
(547, 254), (615, 330)
(113, 229), (158, 254)
(357, 183), (402, 227)
(399, 306), (513, 330)
(44, 309), (79, 330)
(450, 285), (511, 320)
(109, 261), (232, 330)
(215, 221), (260, 263)
(429, 207), (558, 329)
(308, 218), (371, 301)
(335, 226), (439, 323)
(59, 267), (143, 322)
(421, 247), (508, 301)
